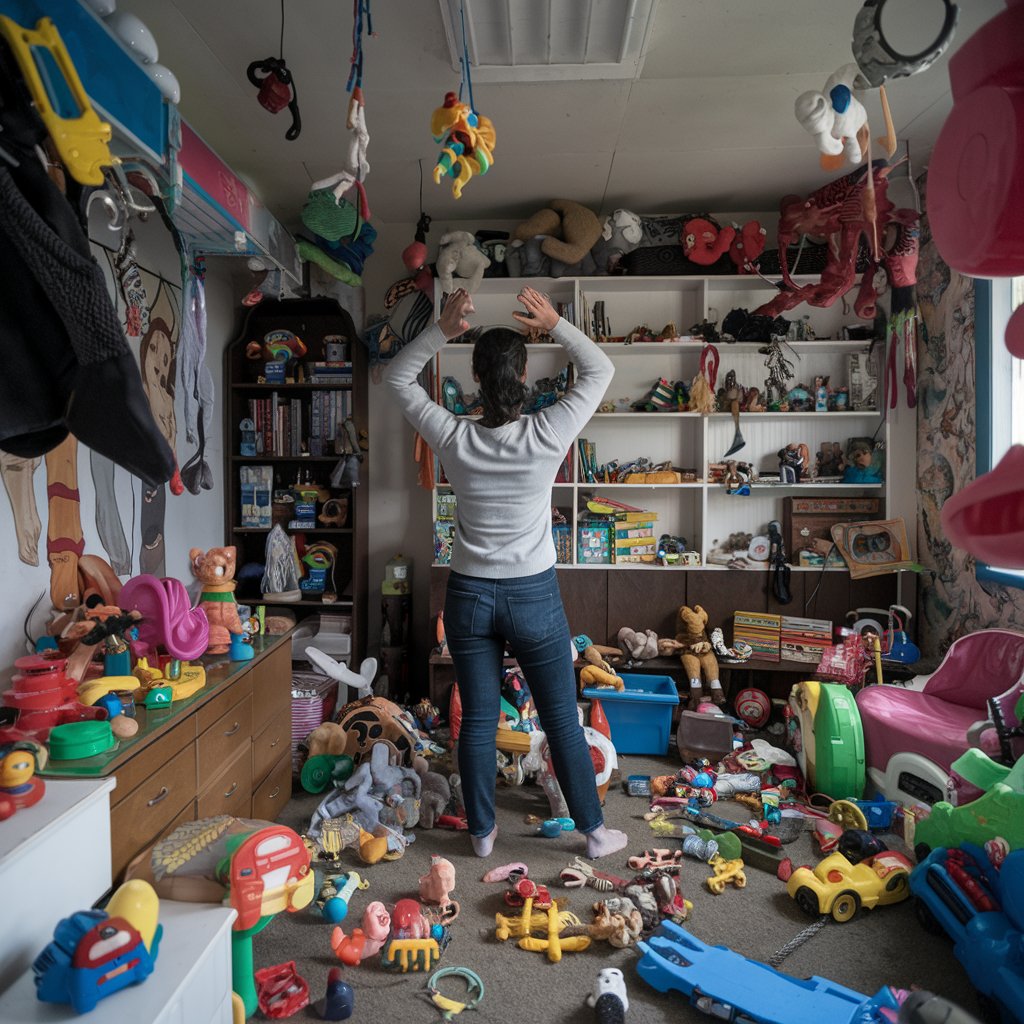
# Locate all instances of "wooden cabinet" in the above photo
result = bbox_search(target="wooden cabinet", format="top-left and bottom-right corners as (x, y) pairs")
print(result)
(46, 634), (296, 881)
(223, 298), (369, 663)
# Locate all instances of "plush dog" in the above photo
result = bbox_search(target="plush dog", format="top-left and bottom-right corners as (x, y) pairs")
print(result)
(436, 230), (490, 294)
(674, 605), (724, 708)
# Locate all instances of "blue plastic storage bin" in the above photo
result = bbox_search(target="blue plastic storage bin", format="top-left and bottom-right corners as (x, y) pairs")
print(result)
(582, 673), (680, 755)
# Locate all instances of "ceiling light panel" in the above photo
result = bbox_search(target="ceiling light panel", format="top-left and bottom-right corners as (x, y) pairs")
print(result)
(438, 0), (660, 82)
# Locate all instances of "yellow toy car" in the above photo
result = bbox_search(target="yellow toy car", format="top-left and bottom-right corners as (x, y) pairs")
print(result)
(786, 850), (912, 923)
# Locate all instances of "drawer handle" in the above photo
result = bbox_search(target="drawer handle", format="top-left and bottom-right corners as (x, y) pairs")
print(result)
(224, 721), (241, 737)
(147, 786), (169, 807)
(223, 781), (239, 798)
(269, 737), (280, 748)
(268, 786), (281, 800)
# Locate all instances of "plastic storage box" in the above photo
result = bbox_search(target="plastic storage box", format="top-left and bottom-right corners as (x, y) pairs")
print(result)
(582, 673), (679, 755)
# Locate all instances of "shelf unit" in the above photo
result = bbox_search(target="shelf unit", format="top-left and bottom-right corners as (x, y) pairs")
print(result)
(430, 275), (899, 569)
(223, 298), (368, 660)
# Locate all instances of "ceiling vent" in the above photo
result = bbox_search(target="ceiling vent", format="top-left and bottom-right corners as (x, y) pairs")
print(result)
(438, 0), (660, 82)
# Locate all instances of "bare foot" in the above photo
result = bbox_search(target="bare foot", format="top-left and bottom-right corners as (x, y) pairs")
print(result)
(585, 824), (628, 859)
(471, 825), (498, 858)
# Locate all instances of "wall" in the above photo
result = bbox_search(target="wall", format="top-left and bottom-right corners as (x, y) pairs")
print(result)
(916, 183), (1024, 655)
(0, 209), (243, 671)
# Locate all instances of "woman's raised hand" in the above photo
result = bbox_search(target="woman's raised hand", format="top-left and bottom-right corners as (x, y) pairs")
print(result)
(438, 288), (475, 340)
(512, 286), (559, 332)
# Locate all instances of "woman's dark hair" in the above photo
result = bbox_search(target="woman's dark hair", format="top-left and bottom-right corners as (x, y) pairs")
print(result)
(472, 327), (527, 427)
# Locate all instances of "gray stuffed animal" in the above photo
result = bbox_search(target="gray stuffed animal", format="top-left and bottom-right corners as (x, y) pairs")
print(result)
(436, 230), (490, 294)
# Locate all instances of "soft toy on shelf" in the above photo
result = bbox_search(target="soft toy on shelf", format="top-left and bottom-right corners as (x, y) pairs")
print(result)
(190, 547), (253, 659)
(436, 230), (490, 295)
(617, 627), (659, 664)
(670, 605), (724, 709)
(511, 199), (604, 278)
(683, 217), (735, 266)
(728, 221), (768, 274)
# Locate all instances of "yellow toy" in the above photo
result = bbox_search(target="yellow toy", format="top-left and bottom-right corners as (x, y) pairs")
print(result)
(0, 15), (112, 185)
(77, 675), (140, 708)
(382, 938), (441, 973)
(706, 855), (747, 894)
(431, 92), (495, 199)
(518, 902), (590, 963)
(579, 664), (624, 692)
(131, 661), (207, 703)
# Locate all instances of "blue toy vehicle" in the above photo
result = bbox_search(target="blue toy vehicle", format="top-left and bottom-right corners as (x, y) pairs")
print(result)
(909, 844), (1024, 1024)
(636, 919), (904, 1023)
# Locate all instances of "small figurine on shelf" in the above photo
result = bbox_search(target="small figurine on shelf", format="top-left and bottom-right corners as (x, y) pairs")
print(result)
(778, 444), (807, 483)
(722, 462), (751, 496)
(816, 442), (845, 478)
(814, 376), (829, 412)
(190, 547), (255, 659)
(0, 735), (46, 819)
(841, 439), (883, 483)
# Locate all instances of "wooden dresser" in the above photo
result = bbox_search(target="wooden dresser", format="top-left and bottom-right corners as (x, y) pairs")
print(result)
(41, 633), (293, 881)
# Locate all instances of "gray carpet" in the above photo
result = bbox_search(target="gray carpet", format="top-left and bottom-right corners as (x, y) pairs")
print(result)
(253, 754), (980, 1024)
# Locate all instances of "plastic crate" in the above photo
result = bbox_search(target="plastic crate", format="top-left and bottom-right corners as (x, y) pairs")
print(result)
(582, 673), (679, 755)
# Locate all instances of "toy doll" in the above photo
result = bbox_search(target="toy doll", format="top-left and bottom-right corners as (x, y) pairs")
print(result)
(778, 444), (807, 483)
(842, 439), (882, 483)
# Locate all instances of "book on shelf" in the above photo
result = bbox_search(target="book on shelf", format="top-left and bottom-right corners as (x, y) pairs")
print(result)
(614, 523), (656, 538)
(614, 553), (657, 564)
(577, 438), (598, 483)
(733, 611), (782, 662)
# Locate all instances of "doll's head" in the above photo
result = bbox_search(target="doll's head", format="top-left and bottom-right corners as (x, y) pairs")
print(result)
(847, 439), (874, 467)
(472, 327), (528, 427)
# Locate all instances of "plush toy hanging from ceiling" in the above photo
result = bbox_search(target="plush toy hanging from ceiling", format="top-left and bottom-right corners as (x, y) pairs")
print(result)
(431, 1), (495, 199)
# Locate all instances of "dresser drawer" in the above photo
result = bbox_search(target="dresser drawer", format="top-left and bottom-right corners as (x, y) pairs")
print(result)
(197, 745), (253, 819)
(252, 641), (291, 734)
(251, 753), (292, 822)
(197, 694), (252, 776)
(110, 741), (197, 878)
(252, 716), (289, 785)
(110, 719), (195, 809)
(196, 668), (252, 733)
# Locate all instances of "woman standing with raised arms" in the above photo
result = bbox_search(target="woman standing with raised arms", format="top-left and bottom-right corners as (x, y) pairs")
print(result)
(386, 285), (627, 859)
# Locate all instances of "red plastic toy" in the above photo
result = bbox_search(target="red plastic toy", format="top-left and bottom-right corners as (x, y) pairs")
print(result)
(254, 961), (309, 1018)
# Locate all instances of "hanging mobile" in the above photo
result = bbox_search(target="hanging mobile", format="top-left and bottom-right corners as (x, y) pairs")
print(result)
(247, 0), (302, 140)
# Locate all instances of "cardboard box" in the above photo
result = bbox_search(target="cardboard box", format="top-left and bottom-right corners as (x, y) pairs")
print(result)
(783, 496), (881, 562)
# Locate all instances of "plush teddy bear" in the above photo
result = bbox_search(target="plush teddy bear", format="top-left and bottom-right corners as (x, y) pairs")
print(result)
(617, 626), (659, 663)
(189, 546), (250, 658)
(671, 605), (725, 708)
(436, 230), (490, 295)
(512, 199), (603, 278)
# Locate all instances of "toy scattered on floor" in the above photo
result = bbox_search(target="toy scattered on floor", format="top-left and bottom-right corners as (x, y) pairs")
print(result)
(254, 961), (309, 1018)
(381, 897), (449, 972)
(911, 843), (1024, 1024)
(419, 855), (457, 906)
(330, 901), (392, 965)
(315, 967), (354, 1020)
(482, 861), (528, 884)
(318, 871), (368, 923)
(706, 855), (747, 894)
(560, 857), (630, 893)
(535, 817), (575, 838)
(587, 968), (628, 1024)
(589, 902), (646, 949)
(788, 849), (912, 922)
(0, 735), (46, 819)
(426, 966), (484, 1023)
(33, 879), (162, 1014)
(637, 919), (917, 1024)
(497, 894), (591, 963)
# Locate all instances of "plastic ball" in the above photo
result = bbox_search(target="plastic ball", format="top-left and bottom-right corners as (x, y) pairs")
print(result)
(430, 923), (444, 940)
(734, 687), (771, 728)
(321, 897), (348, 923)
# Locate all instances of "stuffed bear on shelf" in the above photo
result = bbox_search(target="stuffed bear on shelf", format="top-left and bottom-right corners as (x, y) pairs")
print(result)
(660, 605), (724, 709)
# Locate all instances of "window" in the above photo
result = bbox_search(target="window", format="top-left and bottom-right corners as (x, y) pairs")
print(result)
(976, 276), (1024, 587)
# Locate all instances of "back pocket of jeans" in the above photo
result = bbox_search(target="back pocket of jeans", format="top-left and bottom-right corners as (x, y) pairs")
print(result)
(444, 588), (480, 639)
(507, 591), (562, 644)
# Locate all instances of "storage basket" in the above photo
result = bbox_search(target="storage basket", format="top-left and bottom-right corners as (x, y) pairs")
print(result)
(291, 670), (339, 776)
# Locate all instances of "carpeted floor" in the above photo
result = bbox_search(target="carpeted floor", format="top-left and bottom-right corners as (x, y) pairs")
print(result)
(253, 753), (980, 1024)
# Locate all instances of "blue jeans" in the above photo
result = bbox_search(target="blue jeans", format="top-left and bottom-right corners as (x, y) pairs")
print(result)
(444, 567), (604, 837)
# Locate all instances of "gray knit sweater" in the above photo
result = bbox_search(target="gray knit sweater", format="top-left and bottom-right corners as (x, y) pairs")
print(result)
(385, 318), (614, 578)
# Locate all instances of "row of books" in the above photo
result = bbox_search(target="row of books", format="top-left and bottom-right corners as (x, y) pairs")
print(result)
(578, 507), (659, 564)
(733, 612), (833, 664)
(307, 360), (353, 383)
(247, 390), (354, 457)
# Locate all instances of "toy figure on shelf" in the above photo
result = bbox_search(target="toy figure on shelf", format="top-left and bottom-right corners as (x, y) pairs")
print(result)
(842, 439), (883, 483)
(0, 735), (46, 819)
(762, 339), (795, 408)
(778, 444), (808, 483)
(190, 546), (254, 659)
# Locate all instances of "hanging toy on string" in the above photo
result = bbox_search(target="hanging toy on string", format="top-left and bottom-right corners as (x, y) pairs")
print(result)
(431, 1), (495, 199)
(247, 1), (302, 141)
(402, 161), (433, 295)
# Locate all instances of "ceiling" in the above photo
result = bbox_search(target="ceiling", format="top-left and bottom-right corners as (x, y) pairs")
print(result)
(122, 0), (1003, 230)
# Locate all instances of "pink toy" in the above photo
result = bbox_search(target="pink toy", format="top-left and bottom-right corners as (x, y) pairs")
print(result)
(482, 862), (528, 883)
(391, 898), (431, 939)
(118, 574), (210, 661)
(418, 855), (456, 906)
(856, 629), (1024, 806)
(330, 901), (391, 965)
(728, 220), (767, 273)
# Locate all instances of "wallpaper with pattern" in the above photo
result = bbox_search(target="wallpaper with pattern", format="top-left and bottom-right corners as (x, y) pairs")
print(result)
(916, 182), (1024, 656)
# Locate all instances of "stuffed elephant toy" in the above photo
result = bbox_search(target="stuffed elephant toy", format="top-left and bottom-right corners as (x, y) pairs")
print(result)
(436, 230), (490, 294)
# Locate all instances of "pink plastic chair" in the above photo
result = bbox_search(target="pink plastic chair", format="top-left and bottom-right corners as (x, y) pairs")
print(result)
(856, 629), (1024, 805)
